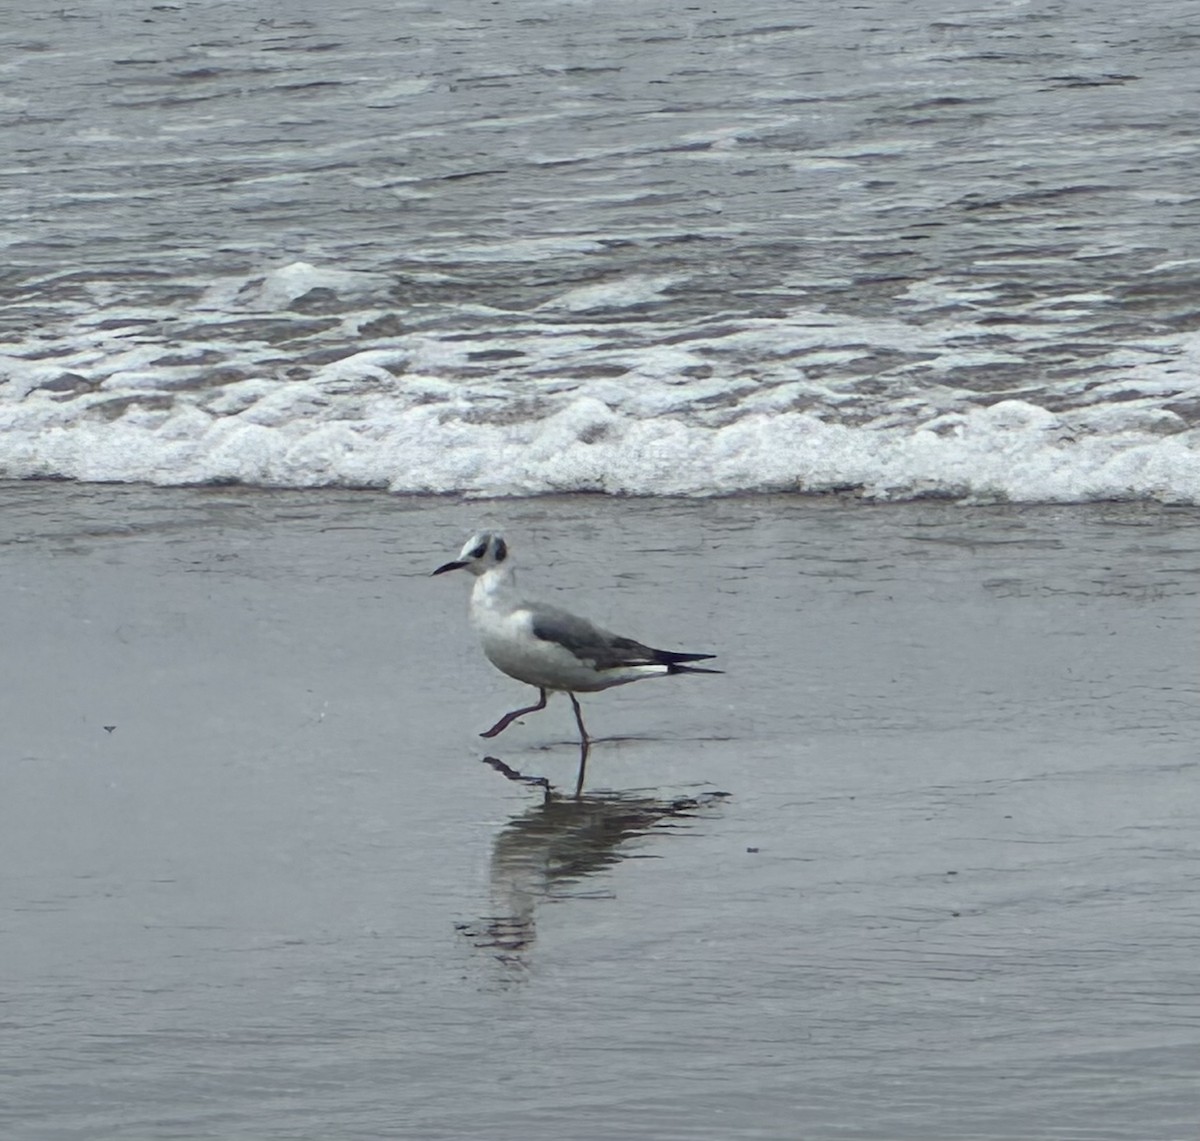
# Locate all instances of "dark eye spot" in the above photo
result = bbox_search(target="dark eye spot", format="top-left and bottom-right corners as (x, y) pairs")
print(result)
(469, 544), (487, 560)
(494, 538), (507, 562)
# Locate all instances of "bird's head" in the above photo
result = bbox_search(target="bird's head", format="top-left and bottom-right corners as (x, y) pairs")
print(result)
(432, 530), (510, 577)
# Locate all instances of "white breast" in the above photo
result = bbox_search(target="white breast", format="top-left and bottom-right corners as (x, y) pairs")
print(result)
(472, 599), (594, 690)
(468, 567), (666, 693)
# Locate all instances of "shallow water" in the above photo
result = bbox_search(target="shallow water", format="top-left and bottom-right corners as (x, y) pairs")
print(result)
(2, 1), (1199, 498)
(2, 483), (1197, 1139)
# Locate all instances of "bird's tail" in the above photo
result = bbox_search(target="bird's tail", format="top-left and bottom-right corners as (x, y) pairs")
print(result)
(656, 649), (721, 676)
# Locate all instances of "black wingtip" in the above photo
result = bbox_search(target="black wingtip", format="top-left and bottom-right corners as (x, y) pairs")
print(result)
(654, 649), (717, 665)
(666, 662), (723, 676)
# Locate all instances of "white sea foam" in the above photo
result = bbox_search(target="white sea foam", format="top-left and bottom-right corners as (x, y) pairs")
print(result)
(2, 250), (1199, 504)
(540, 275), (684, 313)
(3, 364), (1198, 503)
(247, 263), (390, 310)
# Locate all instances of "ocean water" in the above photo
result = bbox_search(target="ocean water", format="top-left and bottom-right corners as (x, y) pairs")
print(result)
(2, 0), (1199, 501)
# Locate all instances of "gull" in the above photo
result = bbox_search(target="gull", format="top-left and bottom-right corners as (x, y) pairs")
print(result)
(433, 530), (720, 795)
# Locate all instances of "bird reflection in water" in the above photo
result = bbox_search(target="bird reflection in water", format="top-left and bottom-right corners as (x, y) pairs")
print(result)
(458, 761), (728, 968)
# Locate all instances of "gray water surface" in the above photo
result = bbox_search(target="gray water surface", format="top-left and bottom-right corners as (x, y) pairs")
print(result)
(2, 484), (1197, 1139)
(4, 0), (1200, 455)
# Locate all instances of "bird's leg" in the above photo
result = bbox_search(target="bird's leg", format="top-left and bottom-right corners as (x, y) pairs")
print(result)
(480, 688), (549, 738)
(569, 692), (590, 798)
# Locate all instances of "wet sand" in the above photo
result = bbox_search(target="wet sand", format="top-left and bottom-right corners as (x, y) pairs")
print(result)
(2, 483), (1197, 1140)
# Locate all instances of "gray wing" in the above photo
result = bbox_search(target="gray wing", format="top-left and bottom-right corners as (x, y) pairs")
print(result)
(526, 602), (658, 670)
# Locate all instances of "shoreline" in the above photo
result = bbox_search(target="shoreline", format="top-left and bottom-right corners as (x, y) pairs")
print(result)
(5, 474), (1200, 513)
